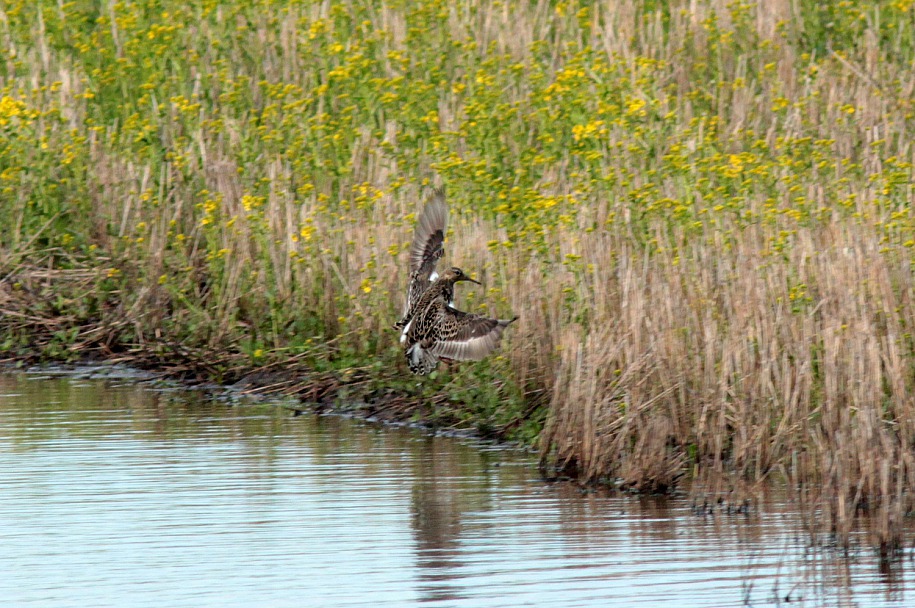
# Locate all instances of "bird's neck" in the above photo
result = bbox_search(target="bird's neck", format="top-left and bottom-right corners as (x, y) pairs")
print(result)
(436, 280), (455, 298)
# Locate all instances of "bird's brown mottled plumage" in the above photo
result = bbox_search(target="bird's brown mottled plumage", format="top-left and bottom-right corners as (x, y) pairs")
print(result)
(395, 191), (517, 375)
(401, 189), (448, 320)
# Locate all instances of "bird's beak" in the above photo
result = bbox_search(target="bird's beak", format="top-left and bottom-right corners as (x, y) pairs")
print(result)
(465, 277), (481, 285)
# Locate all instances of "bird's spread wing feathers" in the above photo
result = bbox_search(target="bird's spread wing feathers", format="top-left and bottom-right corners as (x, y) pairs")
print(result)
(402, 189), (448, 316)
(409, 188), (448, 276)
(429, 307), (517, 362)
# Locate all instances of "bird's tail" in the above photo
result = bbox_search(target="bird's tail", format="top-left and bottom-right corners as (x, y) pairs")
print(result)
(406, 342), (439, 375)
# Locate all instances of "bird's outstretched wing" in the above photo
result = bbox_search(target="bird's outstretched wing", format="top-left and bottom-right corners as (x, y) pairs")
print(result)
(429, 306), (517, 361)
(403, 189), (448, 316)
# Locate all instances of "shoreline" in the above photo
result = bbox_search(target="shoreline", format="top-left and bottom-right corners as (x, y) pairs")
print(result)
(0, 359), (538, 451)
(0, 341), (534, 442)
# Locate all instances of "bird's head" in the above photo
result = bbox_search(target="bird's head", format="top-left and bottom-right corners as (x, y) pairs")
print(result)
(441, 267), (481, 285)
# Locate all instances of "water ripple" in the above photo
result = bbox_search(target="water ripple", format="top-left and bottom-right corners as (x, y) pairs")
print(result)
(0, 371), (911, 607)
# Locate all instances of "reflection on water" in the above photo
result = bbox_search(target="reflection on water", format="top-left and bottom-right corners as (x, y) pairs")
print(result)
(0, 368), (912, 607)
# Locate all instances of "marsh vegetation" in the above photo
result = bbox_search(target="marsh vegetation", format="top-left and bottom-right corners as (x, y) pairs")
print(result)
(2, 0), (915, 549)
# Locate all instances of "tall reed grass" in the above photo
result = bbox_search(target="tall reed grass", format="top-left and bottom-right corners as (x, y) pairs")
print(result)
(3, 0), (915, 548)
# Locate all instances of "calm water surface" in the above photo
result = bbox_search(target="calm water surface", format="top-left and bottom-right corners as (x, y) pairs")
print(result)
(0, 369), (912, 607)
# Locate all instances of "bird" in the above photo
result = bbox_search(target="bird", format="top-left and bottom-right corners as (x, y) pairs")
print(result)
(394, 189), (517, 375)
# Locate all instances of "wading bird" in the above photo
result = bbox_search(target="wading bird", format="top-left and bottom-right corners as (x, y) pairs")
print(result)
(394, 189), (517, 375)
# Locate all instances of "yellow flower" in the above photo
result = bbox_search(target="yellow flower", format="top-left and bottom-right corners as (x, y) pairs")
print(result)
(571, 120), (605, 142)
(0, 96), (28, 126)
(241, 194), (265, 211)
(625, 97), (647, 117)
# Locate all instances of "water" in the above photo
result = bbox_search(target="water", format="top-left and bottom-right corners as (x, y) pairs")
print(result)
(0, 369), (911, 607)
